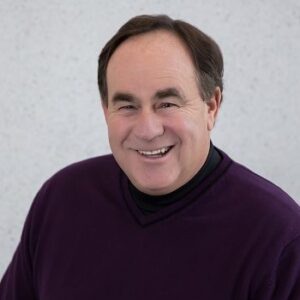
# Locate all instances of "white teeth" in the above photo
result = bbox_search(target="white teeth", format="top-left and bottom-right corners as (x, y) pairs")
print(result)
(138, 147), (170, 156)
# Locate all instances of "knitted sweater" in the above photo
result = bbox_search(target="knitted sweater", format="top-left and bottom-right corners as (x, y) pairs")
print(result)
(1, 150), (300, 299)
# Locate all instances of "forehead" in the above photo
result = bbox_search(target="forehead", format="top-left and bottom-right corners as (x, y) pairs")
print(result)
(109, 30), (191, 64)
(106, 30), (198, 96)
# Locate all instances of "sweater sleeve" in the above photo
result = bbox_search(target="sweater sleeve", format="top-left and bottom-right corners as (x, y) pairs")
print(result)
(0, 210), (37, 299)
(270, 236), (300, 300)
(254, 236), (300, 300)
(0, 182), (49, 300)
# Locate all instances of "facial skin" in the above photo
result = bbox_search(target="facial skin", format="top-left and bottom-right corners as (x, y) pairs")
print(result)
(103, 30), (221, 195)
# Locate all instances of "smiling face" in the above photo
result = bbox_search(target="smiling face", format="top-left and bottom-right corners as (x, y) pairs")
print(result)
(103, 30), (220, 195)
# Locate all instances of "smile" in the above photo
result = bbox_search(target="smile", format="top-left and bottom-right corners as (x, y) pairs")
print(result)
(136, 146), (173, 157)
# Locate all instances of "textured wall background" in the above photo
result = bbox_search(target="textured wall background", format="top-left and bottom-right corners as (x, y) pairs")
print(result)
(0, 0), (299, 277)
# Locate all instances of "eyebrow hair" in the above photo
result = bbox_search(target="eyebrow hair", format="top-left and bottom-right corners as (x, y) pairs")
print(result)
(153, 87), (185, 101)
(111, 87), (185, 105)
(111, 92), (137, 104)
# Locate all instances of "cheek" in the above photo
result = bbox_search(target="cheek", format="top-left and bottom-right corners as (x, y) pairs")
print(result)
(107, 118), (131, 146)
(167, 113), (206, 140)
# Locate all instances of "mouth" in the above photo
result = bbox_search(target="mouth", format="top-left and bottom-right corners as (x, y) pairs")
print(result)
(136, 146), (173, 158)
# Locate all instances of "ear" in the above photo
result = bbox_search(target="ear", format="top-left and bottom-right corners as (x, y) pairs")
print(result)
(206, 87), (222, 131)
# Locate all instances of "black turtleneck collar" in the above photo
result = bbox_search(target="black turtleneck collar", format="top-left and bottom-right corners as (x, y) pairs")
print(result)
(129, 143), (222, 215)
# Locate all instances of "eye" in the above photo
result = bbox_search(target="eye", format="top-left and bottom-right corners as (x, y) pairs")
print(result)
(159, 102), (178, 109)
(118, 105), (136, 110)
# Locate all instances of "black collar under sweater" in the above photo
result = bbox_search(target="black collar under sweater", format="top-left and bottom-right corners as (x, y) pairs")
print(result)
(129, 143), (221, 215)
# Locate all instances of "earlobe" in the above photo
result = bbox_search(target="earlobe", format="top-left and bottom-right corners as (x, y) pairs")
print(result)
(207, 87), (222, 131)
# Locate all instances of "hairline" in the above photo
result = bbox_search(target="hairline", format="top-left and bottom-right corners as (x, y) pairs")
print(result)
(101, 28), (213, 107)
(98, 15), (223, 107)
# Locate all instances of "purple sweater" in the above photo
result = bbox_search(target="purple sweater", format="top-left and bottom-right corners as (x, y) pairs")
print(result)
(1, 151), (300, 299)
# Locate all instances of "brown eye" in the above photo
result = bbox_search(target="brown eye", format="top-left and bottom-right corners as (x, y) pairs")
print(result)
(119, 105), (135, 110)
(159, 102), (178, 109)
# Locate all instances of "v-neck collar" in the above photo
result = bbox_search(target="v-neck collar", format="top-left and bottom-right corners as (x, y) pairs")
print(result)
(121, 149), (233, 227)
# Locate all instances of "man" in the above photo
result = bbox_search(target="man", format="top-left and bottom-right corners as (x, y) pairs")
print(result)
(1, 14), (300, 299)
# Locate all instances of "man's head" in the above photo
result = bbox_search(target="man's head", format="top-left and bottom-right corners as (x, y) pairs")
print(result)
(98, 15), (224, 195)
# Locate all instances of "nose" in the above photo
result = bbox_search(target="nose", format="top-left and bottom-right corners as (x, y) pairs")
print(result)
(133, 110), (164, 141)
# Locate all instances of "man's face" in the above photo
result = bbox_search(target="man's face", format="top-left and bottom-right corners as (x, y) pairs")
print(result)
(103, 30), (219, 195)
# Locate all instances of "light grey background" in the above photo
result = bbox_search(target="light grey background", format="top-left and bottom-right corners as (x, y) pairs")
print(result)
(0, 0), (299, 277)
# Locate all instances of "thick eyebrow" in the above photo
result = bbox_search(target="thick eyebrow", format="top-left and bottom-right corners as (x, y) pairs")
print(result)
(111, 87), (185, 105)
(153, 87), (185, 102)
(111, 92), (138, 105)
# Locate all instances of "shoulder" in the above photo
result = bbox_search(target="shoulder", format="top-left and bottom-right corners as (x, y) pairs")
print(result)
(215, 150), (300, 293)
(228, 157), (298, 211)
(219, 149), (298, 209)
(26, 154), (124, 238)
(218, 149), (300, 238)
(51, 153), (119, 182)
(30, 154), (122, 212)
(42, 154), (120, 191)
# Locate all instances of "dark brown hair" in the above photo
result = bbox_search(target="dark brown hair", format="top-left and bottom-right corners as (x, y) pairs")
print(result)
(98, 14), (223, 105)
